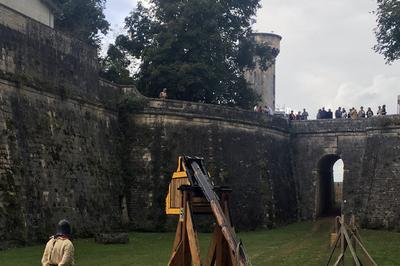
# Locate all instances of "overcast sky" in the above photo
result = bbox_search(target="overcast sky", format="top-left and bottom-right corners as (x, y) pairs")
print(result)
(103, 0), (400, 118)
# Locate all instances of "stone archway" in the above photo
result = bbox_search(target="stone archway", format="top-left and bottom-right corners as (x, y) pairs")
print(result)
(315, 154), (342, 217)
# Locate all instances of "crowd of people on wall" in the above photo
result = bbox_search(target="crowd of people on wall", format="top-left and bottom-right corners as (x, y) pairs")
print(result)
(317, 105), (387, 120)
(288, 109), (309, 120)
(285, 105), (389, 121)
(252, 102), (390, 121)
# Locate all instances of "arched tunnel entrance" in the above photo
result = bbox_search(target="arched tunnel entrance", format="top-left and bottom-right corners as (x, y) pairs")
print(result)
(316, 154), (343, 217)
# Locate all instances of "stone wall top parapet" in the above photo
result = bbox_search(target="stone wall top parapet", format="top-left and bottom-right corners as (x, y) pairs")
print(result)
(290, 115), (400, 135)
(136, 98), (290, 133)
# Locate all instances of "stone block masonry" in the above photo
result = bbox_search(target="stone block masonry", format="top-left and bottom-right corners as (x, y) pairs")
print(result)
(290, 117), (400, 230)
(120, 99), (296, 231)
(0, 79), (123, 248)
(0, 5), (125, 248)
(0, 3), (120, 108)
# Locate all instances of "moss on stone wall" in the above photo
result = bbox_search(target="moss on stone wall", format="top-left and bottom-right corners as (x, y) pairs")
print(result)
(117, 98), (297, 231)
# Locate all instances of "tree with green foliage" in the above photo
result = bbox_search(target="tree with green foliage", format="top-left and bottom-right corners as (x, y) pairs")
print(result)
(100, 44), (135, 85)
(112, 0), (276, 108)
(54, 0), (110, 48)
(374, 0), (400, 63)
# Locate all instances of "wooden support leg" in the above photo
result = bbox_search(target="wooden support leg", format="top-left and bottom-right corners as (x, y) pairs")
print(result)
(215, 226), (233, 266)
(349, 229), (378, 266)
(221, 194), (236, 265)
(328, 215), (377, 266)
(168, 241), (184, 266)
(216, 227), (224, 266)
(170, 189), (248, 266)
(333, 253), (344, 266)
(221, 193), (232, 227)
(342, 226), (360, 266)
(172, 221), (183, 252)
(169, 191), (194, 266)
(182, 191), (191, 266)
(205, 228), (218, 266)
(168, 207), (185, 266)
(186, 201), (201, 266)
(205, 193), (240, 266)
(340, 216), (345, 265)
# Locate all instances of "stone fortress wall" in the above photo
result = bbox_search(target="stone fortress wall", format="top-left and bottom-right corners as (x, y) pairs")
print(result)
(291, 118), (400, 229)
(121, 98), (296, 231)
(0, 3), (124, 248)
(0, 3), (400, 249)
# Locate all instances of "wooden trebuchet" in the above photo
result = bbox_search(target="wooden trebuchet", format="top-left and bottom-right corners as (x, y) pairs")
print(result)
(326, 215), (377, 266)
(166, 156), (249, 266)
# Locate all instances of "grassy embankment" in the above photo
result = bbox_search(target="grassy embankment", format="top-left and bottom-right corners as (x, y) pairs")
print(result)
(1, 219), (399, 265)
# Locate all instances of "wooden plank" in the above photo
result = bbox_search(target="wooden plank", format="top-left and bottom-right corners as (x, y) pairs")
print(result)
(171, 221), (183, 251)
(168, 242), (183, 266)
(228, 244), (236, 266)
(210, 201), (238, 250)
(221, 237), (229, 266)
(223, 196), (238, 264)
(222, 195), (232, 227)
(216, 227), (223, 266)
(326, 231), (341, 266)
(205, 228), (218, 266)
(182, 191), (191, 266)
(189, 160), (248, 265)
(210, 201), (248, 265)
(171, 179), (187, 208)
(347, 227), (378, 266)
(342, 226), (361, 266)
(333, 253), (344, 266)
(186, 202), (201, 266)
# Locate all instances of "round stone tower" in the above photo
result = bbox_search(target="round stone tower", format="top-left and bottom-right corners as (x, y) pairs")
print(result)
(398, 95), (400, 114)
(245, 33), (282, 111)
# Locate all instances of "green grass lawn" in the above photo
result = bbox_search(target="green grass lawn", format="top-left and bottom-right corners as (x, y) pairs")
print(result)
(1, 219), (399, 265)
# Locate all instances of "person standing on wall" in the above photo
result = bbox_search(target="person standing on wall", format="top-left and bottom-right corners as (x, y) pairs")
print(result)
(341, 108), (347, 119)
(317, 109), (322, 119)
(358, 106), (366, 118)
(377, 106), (382, 115)
(295, 111), (302, 120)
(301, 108), (309, 120)
(327, 108), (333, 119)
(335, 107), (342, 119)
(350, 107), (358, 119)
(321, 107), (328, 119)
(381, 104), (387, 115)
(159, 88), (168, 99)
(366, 107), (374, 118)
(41, 219), (75, 266)
(289, 110), (296, 120)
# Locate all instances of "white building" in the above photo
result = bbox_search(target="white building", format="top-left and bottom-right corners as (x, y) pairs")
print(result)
(0, 0), (59, 28)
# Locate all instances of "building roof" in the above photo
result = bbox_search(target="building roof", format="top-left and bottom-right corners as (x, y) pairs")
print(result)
(40, 0), (61, 13)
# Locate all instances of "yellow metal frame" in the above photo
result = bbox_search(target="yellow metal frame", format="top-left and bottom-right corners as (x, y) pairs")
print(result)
(166, 157), (190, 215)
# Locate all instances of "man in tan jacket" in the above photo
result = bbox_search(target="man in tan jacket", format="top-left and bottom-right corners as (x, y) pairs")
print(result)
(41, 219), (75, 266)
